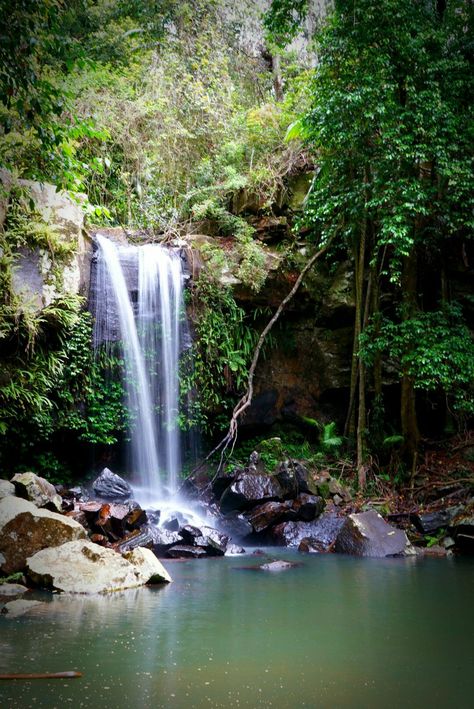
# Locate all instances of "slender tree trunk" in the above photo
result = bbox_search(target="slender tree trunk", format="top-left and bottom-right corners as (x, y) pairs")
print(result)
(400, 252), (420, 470)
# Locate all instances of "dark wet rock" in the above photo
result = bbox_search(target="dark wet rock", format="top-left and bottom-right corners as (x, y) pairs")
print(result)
(114, 525), (156, 553)
(90, 533), (110, 546)
(252, 549), (266, 556)
(216, 511), (253, 540)
(180, 525), (204, 544)
(245, 501), (294, 533)
(152, 528), (183, 556)
(179, 470), (213, 503)
(292, 493), (324, 522)
(166, 545), (208, 559)
(146, 509), (161, 526)
(92, 468), (132, 501)
(450, 504), (474, 552)
(194, 527), (229, 556)
(125, 507), (148, 530)
(412, 508), (460, 535)
(11, 472), (62, 512)
(220, 472), (284, 513)
(225, 544), (246, 555)
(274, 460), (319, 498)
(335, 510), (414, 558)
(298, 537), (327, 553)
(0, 497), (87, 575)
(271, 511), (345, 550)
(260, 560), (297, 571)
(212, 470), (240, 499)
(163, 517), (181, 532)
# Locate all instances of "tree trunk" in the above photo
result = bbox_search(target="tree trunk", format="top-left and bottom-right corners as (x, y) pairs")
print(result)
(400, 252), (420, 469)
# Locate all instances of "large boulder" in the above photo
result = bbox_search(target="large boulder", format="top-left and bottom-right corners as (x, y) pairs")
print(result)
(270, 510), (345, 550)
(219, 472), (284, 513)
(335, 510), (414, 557)
(123, 547), (172, 584)
(216, 511), (253, 540)
(291, 493), (325, 521)
(26, 541), (171, 593)
(0, 479), (15, 500)
(92, 468), (133, 501)
(274, 461), (319, 498)
(11, 472), (62, 512)
(245, 501), (294, 534)
(0, 497), (87, 574)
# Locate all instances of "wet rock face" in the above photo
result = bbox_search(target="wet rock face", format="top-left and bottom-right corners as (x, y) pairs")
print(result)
(291, 493), (324, 522)
(274, 461), (319, 498)
(216, 511), (253, 540)
(245, 501), (294, 534)
(0, 497), (87, 575)
(92, 468), (133, 501)
(335, 510), (413, 558)
(271, 511), (344, 551)
(11, 472), (62, 512)
(219, 472), (285, 513)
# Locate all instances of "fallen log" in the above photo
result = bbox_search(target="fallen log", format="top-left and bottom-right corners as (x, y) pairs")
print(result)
(0, 671), (82, 680)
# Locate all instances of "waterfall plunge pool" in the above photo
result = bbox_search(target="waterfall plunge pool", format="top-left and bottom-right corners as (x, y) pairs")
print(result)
(1, 552), (473, 708)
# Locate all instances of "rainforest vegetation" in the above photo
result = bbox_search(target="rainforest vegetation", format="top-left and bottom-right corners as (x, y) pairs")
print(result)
(0, 0), (473, 497)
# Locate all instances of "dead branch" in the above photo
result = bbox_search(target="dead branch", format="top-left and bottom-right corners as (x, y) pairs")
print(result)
(197, 237), (334, 475)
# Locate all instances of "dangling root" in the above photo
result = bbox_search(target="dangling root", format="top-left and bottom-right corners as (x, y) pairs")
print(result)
(196, 238), (334, 478)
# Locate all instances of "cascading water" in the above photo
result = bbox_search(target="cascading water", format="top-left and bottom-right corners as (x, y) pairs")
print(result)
(92, 234), (185, 504)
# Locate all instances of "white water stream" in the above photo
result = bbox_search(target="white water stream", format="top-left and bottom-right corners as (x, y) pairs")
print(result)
(93, 235), (184, 504)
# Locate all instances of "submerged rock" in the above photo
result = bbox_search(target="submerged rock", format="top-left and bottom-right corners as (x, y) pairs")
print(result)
(260, 560), (297, 571)
(1, 599), (43, 618)
(26, 541), (171, 593)
(0, 496), (87, 575)
(92, 468), (132, 501)
(335, 510), (413, 558)
(11, 472), (62, 512)
(220, 472), (284, 513)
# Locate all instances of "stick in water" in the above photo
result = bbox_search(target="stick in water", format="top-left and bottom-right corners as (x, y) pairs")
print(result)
(0, 671), (82, 680)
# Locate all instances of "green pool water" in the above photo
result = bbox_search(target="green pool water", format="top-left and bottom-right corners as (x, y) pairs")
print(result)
(1, 551), (473, 708)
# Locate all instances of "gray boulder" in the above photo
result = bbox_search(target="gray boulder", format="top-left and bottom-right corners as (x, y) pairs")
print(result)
(0, 496), (87, 574)
(11, 472), (62, 512)
(335, 510), (414, 557)
(92, 468), (132, 501)
(220, 472), (284, 513)
(26, 541), (171, 593)
(0, 479), (15, 500)
(271, 511), (345, 550)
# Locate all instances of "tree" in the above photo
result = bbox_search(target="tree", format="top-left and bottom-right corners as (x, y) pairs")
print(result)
(266, 0), (474, 484)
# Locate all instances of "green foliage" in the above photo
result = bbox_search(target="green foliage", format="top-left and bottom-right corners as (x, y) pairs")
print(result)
(181, 278), (260, 433)
(360, 304), (474, 418)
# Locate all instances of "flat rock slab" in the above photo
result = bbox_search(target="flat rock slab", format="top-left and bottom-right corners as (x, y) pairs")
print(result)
(26, 541), (172, 594)
(0, 497), (87, 575)
(335, 510), (412, 557)
(1, 600), (43, 618)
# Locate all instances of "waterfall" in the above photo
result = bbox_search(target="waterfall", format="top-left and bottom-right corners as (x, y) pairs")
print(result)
(93, 234), (184, 503)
